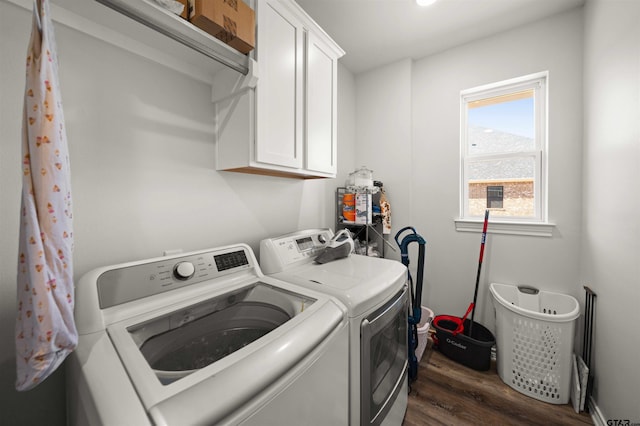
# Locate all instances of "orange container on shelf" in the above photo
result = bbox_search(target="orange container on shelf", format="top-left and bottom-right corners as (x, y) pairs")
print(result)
(342, 193), (356, 222)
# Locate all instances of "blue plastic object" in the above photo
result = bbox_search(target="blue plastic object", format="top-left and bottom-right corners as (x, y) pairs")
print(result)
(395, 227), (426, 383)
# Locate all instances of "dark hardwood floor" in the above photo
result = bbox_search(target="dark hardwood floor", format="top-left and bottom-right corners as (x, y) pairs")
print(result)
(403, 339), (593, 426)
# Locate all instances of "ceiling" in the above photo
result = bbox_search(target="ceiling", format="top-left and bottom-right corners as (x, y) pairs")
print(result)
(294, 0), (585, 74)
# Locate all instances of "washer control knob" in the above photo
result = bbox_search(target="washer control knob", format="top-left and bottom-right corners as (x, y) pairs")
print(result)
(317, 234), (327, 244)
(173, 261), (195, 280)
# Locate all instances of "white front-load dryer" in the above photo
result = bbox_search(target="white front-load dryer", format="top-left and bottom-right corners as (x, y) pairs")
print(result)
(260, 229), (409, 426)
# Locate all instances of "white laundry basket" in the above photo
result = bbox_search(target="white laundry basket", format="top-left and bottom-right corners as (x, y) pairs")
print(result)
(415, 307), (434, 362)
(489, 283), (580, 404)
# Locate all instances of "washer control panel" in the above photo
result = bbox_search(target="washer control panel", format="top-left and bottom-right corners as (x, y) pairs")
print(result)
(97, 247), (251, 309)
(260, 229), (334, 274)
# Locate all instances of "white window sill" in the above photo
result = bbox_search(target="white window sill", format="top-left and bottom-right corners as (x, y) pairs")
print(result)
(454, 218), (555, 237)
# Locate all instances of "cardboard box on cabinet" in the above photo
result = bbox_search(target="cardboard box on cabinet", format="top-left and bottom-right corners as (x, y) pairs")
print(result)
(188, 0), (255, 54)
(176, 0), (188, 19)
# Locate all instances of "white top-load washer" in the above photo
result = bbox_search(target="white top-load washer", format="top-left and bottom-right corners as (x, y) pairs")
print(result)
(260, 229), (409, 426)
(67, 243), (350, 425)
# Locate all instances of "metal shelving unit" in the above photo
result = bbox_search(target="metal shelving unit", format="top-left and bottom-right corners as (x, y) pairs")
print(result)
(336, 187), (388, 257)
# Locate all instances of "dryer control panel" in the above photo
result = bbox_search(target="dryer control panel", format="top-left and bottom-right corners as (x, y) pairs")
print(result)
(260, 229), (334, 274)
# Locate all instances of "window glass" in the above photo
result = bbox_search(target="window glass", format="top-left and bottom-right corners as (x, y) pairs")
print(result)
(461, 73), (547, 222)
(467, 91), (535, 155)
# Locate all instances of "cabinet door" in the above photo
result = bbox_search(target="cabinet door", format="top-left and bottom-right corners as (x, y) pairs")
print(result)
(256, 0), (304, 169)
(306, 32), (338, 174)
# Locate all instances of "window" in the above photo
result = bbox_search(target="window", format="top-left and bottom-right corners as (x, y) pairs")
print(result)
(487, 186), (504, 209)
(460, 72), (548, 224)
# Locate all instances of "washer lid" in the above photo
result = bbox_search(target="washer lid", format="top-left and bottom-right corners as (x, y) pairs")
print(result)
(107, 278), (346, 425)
(271, 254), (407, 317)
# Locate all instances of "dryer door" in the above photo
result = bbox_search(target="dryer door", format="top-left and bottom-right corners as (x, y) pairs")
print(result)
(360, 286), (409, 426)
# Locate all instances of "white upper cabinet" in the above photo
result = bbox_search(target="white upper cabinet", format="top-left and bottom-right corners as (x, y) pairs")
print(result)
(255, 0), (304, 169)
(213, 0), (344, 179)
(306, 31), (338, 174)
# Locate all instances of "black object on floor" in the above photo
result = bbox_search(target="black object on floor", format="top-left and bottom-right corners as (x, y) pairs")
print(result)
(433, 317), (495, 371)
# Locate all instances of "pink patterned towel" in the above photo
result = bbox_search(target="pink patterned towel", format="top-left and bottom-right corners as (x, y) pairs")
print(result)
(15, 0), (77, 391)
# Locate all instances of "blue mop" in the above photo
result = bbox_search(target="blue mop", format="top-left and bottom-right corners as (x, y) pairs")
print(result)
(395, 227), (426, 383)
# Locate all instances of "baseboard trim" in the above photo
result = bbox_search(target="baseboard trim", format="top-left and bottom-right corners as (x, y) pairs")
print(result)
(588, 396), (606, 426)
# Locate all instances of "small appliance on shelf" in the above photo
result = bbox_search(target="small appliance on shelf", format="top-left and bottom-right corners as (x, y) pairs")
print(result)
(346, 166), (375, 191)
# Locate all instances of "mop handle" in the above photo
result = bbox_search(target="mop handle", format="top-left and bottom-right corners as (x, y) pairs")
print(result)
(478, 210), (489, 262)
(477, 209), (490, 272)
(469, 209), (490, 336)
(450, 303), (475, 336)
(480, 210), (489, 263)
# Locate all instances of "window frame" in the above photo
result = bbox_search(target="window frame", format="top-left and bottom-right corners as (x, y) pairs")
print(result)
(457, 72), (551, 236)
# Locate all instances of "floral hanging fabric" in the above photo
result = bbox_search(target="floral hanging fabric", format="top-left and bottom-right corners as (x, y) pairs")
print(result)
(15, 0), (77, 391)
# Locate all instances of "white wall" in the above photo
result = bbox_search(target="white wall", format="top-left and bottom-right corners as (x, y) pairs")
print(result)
(0, 1), (355, 423)
(329, 62), (357, 218)
(355, 9), (584, 329)
(355, 59), (413, 261)
(582, 0), (640, 421)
